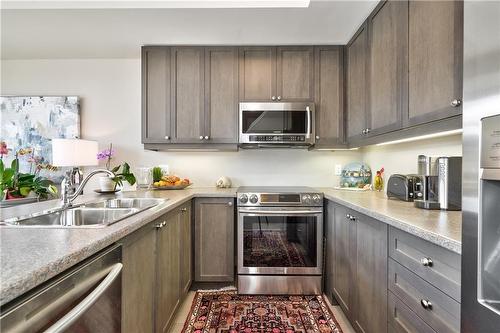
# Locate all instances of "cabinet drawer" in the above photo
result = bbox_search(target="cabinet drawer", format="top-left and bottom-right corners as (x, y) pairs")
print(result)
(388, 291), (436, 333)
(389, 259), (460, 333)
(389, 227), (460, 301)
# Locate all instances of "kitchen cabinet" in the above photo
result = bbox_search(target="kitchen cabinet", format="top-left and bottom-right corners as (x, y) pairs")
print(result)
(141, 47), (172, 143)
(204, 47), (239, 143)
(179, 201), (192, 295)
(313, 46), (344, 148)
(327, 201), (388, 333)
(407, 0), (463, 127)
(345, 23), (369, 144)
(171, 47), (205, 143)
(121, 223), (156, 333)
(194, 198), (235, 282)
(239, 46), (314, 102)
(156, 211), (181, 333)
(366, 0), (408, 137)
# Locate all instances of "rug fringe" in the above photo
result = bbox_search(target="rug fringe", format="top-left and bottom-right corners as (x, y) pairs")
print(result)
(194, 286), (237, 292)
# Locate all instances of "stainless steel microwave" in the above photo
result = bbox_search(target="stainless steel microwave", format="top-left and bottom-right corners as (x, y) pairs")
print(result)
(239, 102), (315, 148)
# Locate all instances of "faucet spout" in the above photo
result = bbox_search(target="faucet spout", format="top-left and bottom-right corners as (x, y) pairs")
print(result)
(61, 169), (115, 208)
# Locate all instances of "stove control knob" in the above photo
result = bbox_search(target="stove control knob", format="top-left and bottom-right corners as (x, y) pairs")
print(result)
(312, 194), (322, 204)
(249, 194), (259, 204)
(302, 194), (312, 205)
(239, 194), (248, 204)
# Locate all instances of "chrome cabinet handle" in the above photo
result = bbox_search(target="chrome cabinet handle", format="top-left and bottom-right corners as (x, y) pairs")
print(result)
(156, 221), (166, 229)
(420, 257), (433, 267)
(420, 299), (433, 310)
(44, 263), (123, 333)
(346, 214), (351, 219)
(277, 96), (282, 101)
(365, 128), (371, 134)
(204, 136), (209, 140)
(180, 208), (187, 212)
(271, 96), (277, 101)
(362, 129), (366, 135)
(451, 99), (462, 107)
(315, 135), (320, 140)
(164, 136), (170, 140)
(199, 136), (204, 140)
(228, 202), (233, 206)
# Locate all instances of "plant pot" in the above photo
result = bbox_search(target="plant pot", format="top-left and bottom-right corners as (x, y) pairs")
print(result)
(99, 176), (117, 192)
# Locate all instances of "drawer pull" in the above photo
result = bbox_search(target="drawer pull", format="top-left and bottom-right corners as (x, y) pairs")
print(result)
(420, 299), (433, 310)
(180, 208), (187, 212)
(420, 257), (433, 267)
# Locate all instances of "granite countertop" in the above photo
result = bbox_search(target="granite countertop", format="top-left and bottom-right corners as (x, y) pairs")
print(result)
(0, 186), (462, 307)
(0, 187), (237, 307)
(320, 188), (462, 254)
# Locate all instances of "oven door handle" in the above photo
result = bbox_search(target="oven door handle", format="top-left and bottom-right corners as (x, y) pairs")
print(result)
(306, 106), (311, 139)
(238, 209), (322, 215)
(44, 263), (123, 333)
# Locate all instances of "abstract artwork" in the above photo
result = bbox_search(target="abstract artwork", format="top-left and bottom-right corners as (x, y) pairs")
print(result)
(0, 96), (80, 182)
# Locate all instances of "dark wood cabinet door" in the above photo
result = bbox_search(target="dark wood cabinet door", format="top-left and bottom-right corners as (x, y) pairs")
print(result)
(346, 23), (369, 143)
(407, 0), (463, 126)
(353, 214), (388, 333)
(121, 224), (156, 333)
(204, 47), (239, 143)
(195, 198), (234, 282)
(367, 0), (408, 136)
(142, 47), (172, 143)
(314, 46), (344, 147)
(156, 212), (181, 333)
(324, 200), (336, 304)
(171, 47), (205, 143)
(239, 47), (276, 101)
(333, 204), (356, 319)
(179, 202), (192, 296)
(276, 46), (314, 101)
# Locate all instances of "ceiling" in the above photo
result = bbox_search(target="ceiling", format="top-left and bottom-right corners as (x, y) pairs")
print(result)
(0, 0), (378, 59)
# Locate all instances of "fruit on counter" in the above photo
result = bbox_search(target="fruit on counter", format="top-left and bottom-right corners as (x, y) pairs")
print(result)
(153, 175), (191, 187)
(152, 167), (163, 182)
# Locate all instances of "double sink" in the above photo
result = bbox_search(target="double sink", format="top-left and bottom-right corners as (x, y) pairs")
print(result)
(0, 198), (167, 228)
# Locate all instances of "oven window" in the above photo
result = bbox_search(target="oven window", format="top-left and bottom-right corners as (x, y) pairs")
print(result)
(242, 215), (317, 267)
(241, 111), (307, 134)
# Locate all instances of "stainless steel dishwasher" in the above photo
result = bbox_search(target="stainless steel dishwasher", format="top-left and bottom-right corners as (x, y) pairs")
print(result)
(0, 245), (122, 333)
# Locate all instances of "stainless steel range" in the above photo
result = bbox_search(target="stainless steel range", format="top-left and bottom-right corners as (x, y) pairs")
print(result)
(237, 186), (323, 295)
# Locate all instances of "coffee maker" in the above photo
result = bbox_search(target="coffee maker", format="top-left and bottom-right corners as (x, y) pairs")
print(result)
(414, 155), (462, 211)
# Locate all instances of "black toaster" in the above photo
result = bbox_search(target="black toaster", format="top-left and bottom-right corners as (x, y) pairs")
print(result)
(387, 174), (422, 202)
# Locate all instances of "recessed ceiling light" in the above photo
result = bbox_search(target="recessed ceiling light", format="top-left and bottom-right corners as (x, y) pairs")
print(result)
(374, 129), (463, 146)
(1, 0), (311, 9)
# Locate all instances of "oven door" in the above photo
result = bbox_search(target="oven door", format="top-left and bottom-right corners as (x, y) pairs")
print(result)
(239, 102), (314, 144)
(238, 206), (323, 275)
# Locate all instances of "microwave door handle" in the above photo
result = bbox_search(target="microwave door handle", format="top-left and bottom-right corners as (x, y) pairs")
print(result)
(44, 263), (123, 333)
(306, 106), (311, 139)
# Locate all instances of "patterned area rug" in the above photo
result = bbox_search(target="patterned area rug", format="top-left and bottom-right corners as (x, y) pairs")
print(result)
(181, 290), (343, 333)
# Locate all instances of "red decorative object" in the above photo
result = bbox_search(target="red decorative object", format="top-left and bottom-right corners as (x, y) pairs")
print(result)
(182, 290), (343, 333)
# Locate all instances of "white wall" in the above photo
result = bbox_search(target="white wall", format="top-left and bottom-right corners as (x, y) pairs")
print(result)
(361, 134), (463, 181)
(0, 58), (360, 187)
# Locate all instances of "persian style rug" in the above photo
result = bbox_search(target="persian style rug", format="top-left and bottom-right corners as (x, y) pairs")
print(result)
(181, 290), (343, 333)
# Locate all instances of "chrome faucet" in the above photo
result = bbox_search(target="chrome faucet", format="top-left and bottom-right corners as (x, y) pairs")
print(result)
(61, 169), (114, 208)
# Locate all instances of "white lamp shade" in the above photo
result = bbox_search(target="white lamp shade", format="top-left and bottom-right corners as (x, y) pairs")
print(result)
(52, 139), (98, 167)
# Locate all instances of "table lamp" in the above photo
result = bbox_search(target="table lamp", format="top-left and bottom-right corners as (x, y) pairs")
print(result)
(52, 139), (98, 194)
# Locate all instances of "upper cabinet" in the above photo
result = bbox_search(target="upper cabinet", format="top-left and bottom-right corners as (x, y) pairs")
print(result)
(239, 46), (314, 102)
(346, 23), (369, 144)
(313, 46), (344, 147)
(366, 0), (408, 137)
(407, 0), (463, 126)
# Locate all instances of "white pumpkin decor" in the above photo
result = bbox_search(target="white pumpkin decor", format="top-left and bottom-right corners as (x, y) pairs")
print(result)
(216, 176), (232, 188)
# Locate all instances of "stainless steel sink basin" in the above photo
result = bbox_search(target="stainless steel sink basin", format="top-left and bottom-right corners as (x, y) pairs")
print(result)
(1, 207), (139, 228)
(81, 198), (166, 210)
(0, 198), (167, 228)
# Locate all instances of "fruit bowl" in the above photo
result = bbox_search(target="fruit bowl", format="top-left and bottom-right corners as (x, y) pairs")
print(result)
(151, 175), (192, 190)
(151, 182), (193, 190)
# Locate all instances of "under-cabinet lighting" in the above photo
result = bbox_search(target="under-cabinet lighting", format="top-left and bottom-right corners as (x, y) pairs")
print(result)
(314, 147), (360, 151)
(2, 0), (311, 9)
(374, 129), (463, 146)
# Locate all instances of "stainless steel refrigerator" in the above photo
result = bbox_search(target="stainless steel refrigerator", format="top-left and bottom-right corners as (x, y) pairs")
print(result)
(462, 1), (500, 332)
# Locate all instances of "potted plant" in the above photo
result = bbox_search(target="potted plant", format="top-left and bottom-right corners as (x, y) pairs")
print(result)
(0, 142), (58, 204)
(97, 143), (136, 192)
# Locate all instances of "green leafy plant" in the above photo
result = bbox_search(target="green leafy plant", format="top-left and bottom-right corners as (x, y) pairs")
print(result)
(152, 167), (163, 182)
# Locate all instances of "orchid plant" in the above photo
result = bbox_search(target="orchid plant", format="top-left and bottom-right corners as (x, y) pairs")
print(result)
(97, 143), (136, 188)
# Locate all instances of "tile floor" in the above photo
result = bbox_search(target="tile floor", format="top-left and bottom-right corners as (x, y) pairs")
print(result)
(168, 291), (355, 333)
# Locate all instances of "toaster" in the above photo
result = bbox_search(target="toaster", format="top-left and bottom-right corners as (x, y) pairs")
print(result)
(387, 174), (422, 202)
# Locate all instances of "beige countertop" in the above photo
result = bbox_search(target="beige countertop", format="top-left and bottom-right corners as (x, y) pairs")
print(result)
(320, 188), (462, 254)
(0, 186), (462, 307)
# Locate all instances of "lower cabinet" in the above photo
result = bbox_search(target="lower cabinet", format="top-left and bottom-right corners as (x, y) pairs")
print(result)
(195, 197), (235, 282)
(121, 201), (192, 333)
(326, 201), (388, 333)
